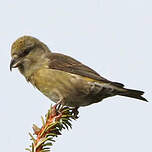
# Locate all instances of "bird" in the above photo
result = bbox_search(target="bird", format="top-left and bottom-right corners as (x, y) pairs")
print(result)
(10, 36), (148, 108)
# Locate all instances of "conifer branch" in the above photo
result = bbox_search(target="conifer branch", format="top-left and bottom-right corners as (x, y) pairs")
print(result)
(26, 105), (79, 152)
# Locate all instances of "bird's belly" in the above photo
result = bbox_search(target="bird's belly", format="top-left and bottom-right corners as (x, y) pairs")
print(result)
(30, 69), (111, 107)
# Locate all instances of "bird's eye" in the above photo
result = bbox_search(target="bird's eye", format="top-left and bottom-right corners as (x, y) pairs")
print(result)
(20, 49), (31, 57)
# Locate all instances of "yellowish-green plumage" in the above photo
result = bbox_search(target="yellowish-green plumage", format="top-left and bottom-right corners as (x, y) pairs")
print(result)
(10, 36), (148, 107)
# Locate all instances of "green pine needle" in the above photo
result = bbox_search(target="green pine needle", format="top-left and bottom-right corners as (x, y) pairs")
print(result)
(26, 106), (79, 152)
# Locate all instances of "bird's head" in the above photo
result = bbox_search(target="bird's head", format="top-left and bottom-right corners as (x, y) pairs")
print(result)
(10, 36), (50, 71)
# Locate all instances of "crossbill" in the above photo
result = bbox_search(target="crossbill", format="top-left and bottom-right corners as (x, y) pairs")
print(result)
(10, 36), (147, 107)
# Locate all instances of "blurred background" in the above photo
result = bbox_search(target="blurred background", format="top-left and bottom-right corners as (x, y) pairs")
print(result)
(0, 0), (151, 152)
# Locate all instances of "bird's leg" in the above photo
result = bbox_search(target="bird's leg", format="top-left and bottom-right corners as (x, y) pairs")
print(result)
(54, 98), (65, 112)
(72, 107), (79, 119)
(51, 99), (65, 121)
(52, 89), (66, 111)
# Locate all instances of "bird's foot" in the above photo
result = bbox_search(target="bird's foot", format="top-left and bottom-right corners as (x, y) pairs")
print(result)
(51, 104), (63, 122)
(54, 99), (65, 111)
(72, 107), (79, 119)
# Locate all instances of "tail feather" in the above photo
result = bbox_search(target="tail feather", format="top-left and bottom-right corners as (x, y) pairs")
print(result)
(118, 88), (148, 102)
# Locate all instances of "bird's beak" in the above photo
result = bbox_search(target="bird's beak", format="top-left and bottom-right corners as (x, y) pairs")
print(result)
(10, 57), (22, 71)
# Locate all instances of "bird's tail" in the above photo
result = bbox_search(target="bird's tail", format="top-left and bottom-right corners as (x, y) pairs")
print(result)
(117, 88), (148, 102)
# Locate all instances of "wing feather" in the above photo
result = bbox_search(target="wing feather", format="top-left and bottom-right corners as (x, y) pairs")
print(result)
(48, 53), (124, 87)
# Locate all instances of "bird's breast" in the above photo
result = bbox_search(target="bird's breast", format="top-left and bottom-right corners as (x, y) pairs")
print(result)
(29, 68), (88, 103)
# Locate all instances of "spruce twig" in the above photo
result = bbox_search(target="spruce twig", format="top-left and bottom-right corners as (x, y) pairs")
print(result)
(26, 105), (79, 152)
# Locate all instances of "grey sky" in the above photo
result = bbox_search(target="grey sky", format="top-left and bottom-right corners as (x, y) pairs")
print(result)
(1, 0), (152, 152)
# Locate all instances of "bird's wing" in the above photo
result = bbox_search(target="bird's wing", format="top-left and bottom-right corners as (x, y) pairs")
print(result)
(48, 53), (124, 87)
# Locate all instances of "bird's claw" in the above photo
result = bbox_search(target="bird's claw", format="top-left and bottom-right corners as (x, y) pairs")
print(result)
(72, 107), (79, 119)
